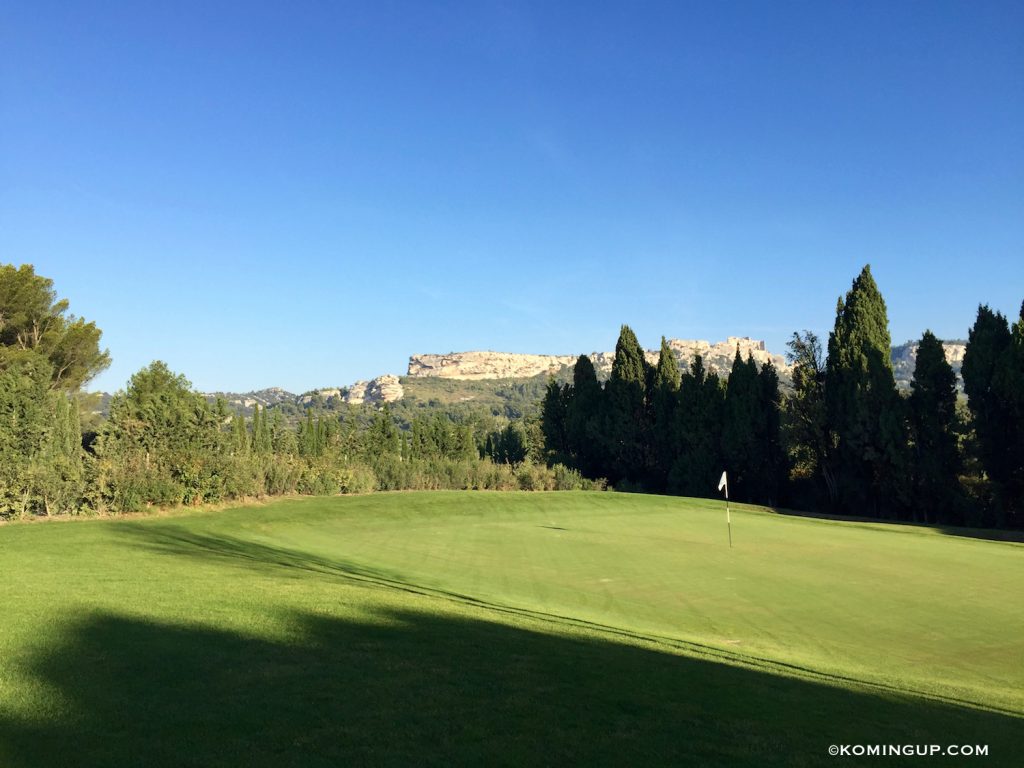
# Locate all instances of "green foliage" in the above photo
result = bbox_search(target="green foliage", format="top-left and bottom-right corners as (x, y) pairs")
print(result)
(565, 355), (604, 478)
(603, 325), (649, 483)
(94, 362), (227, 510)
(783, 331), (833, 508)
(650, 337), (680, 491)
(0, 265), (103, 517)
(0, 350), (85, 516)
(722, 349), (760, 500)
(908, 330), (964, 524)
(751, 360), (786, 506)
(963, 303), (1024, 524)
(668, 356), (725, 497)
(825, 265), (909, 517)
(0, 263), (110, 391)
(540, 378), (570, 462)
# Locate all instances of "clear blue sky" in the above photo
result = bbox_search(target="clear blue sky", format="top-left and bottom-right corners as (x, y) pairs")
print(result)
(2, 1), (1022, 393)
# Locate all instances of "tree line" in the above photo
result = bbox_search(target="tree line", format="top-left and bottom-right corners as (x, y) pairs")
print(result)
(3, 262), (1021, 528)
(0, 264), (598, 519)
(541, 265), (1023, 529)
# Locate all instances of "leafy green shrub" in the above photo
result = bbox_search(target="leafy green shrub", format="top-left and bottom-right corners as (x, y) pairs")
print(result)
(338, 463), (376, 495)
(551, 463), (584, 491)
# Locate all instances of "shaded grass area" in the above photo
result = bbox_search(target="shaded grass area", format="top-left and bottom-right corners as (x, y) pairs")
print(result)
(114, 523), (1024, 719)
(1, 492), (1023, 765)
(1, 606), (1022, 768)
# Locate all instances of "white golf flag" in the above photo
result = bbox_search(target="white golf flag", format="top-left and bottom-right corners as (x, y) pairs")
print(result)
(718, 471), (727, 492)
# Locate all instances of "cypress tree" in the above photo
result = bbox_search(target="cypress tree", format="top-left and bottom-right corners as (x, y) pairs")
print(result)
(908, 330), (963, 524)
(251, 404), (272, 455)
(651, 337), (680, 491)
(722, 349), (759, 501)
(231, 413), (249, 454)
(603, 325), (649, 485)
(250, 404), (261, 453)
(566, 354), (603, 478)
(540, 378), (570, 463)
(825, 265), (909, 517)
(1004, 303), (1024, 518)
(754, 359), (786, 506)
(668, 355), (725, 497)
(964, 303), (1023, 523)
(298, 410), (317, 457)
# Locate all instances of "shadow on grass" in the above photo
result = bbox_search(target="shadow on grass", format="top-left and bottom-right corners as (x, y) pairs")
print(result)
(0, 607), (1022, 768)
(756, 506), (1024, 545)
(116, 525), (1021, 718)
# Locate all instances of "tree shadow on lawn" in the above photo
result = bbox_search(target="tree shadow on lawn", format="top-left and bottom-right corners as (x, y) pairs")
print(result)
(2, 525), (1018, 767)
(1, 607), (1021, 768)
(117, 525), (1023, 716)
(758, 506), (1024, 545)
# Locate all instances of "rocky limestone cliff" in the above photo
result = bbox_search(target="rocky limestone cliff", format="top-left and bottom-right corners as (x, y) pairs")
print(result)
(891, 340), (967, 390)
(343, 375), (404, 405)
(298, 376), (404, 406)
(407, 337), (789, 381)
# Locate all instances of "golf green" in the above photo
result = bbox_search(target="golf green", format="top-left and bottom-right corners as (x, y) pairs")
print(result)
(1, 491), (1021, 766)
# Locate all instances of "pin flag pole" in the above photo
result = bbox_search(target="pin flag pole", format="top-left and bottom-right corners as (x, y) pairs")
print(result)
(718, 471), (732, 548)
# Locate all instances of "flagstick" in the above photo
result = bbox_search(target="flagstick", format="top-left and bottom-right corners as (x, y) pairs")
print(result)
(725, 478), (732, 549)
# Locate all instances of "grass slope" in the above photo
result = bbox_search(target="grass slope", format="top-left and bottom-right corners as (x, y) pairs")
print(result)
(1, 492), (1022, 766)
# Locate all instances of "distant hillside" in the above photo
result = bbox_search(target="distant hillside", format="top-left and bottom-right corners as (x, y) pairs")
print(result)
(407, 337), (789, 382)
(87, 337), (970, 419)
(200, 387), (297, 416)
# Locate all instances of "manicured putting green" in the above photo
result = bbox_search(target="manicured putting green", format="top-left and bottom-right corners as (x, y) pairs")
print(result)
(1, 491), (1022, 766)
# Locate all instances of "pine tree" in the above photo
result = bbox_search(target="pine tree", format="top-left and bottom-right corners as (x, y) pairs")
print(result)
(825, 265), (909, 517)
(908, 330), (963, 524)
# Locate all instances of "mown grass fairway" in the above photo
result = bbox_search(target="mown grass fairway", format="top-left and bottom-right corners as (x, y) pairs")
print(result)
(2, 492), (1022, 766)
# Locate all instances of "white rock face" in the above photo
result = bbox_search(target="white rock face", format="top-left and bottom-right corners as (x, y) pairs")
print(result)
(407, 351), (580, 380)
(407, 337), (790, 380)
(344, 375), (404, 405)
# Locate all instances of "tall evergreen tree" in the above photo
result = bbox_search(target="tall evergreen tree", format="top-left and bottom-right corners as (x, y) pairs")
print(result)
(540, 378), (570, 463)
(565, 354), (603, 478)
(231, 413), (249, 455)
(908, 330), (963, 524)
(1004, 302), (1024, 518)
(251, 404), (273, 455)
(825, 265), (909, 517)
(753, 359), (786, 506)
(603, 325), (649, 485)
(722, 349), (760, 501)
(963, 304), (1022, 524)
(668, 355), (724, 497)
(650, 337), (680, 491)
